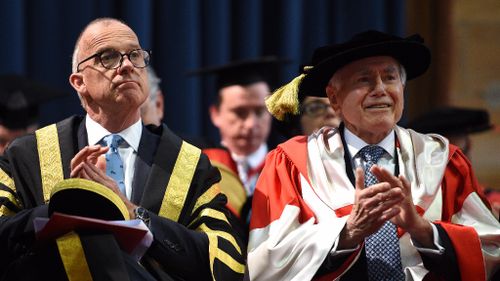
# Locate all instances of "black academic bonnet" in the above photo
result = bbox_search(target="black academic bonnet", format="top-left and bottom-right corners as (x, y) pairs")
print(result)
(265, 30), (431, 121)
(0, 74), (68, 129)
(299, 30), (431, 98)
(188, 56), (289, 90)
(407, 106), (494, 136)
(49, 178), (130, 221)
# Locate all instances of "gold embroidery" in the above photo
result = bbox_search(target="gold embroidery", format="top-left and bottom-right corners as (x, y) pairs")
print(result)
(201, 224), (245, 274)
(56, 231), (93, 281)
(0, 205), (15, 217)
(192, 183), (220, 215)
(207, 233), (217, 280)
(159, 141), (200, 221)
(36, 124), (64, 203)
(0, 190), (20, 209)
(196, 208), (229, 224)
(216, 248), (245, 273)
(0, 168), (15, 190)
(198, 222), (241, 254)
(0, 169), (21, 210)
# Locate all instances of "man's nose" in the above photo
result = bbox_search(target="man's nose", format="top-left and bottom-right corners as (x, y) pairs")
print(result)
(325, 105), (336, 115)
(243, 112), (258, 128)
(117, 56), (135, 74)
(372, 77), (387, 95)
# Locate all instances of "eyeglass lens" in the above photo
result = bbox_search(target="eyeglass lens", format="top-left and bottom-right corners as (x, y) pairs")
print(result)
(100, 49), (150, 69)
(303, 102), (329, 117)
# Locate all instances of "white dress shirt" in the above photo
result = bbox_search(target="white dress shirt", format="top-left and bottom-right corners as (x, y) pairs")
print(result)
(344, 127), (396, 174)
(331, 127), (444, 256)
(231, 143), (268, 196)
(85, 115), (142, 199)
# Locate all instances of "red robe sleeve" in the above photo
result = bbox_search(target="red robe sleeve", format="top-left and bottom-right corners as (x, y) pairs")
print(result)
(438, 145), (491, 281)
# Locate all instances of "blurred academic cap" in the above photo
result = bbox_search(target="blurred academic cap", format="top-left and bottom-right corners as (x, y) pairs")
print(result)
(0, 74), (68, 129)
(188, 56), (290, 90)
(407, 106), (494, 136)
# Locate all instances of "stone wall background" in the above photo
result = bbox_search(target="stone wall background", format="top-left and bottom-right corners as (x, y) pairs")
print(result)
(407, 0), (500, 189)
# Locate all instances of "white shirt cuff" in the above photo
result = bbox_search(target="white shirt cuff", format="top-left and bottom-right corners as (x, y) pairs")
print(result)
(329, 235), (361, 257)
(412, 223), (445, 255)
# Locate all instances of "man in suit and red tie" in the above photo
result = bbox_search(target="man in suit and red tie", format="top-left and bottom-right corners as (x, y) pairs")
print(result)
(192, 57), (287, 245)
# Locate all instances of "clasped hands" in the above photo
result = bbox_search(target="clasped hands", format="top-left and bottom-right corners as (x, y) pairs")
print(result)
(69, 145), (138, 218)
(339, 165), (433, 250)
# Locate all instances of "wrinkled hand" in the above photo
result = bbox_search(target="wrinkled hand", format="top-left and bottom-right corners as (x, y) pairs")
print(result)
(70, 145), (108, 178)
(371, 166), (433, 247)
(339, 167), (404, 249)
(70, 145), (137, 218)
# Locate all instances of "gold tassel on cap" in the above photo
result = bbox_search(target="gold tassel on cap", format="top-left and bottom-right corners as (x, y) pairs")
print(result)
(265, 66), (312, 121)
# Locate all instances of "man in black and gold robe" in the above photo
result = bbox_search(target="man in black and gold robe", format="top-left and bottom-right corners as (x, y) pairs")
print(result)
(0, 17), (244, 281)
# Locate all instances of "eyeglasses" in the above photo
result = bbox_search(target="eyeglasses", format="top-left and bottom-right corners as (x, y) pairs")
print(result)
(76, 49), (151, 72)
(301, 101), (331, 117)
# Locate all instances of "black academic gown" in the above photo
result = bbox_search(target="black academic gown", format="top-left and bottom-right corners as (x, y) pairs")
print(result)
(0, 116), (245, 281)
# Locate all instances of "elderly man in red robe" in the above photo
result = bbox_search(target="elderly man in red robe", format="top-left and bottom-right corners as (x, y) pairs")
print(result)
(248, 30), (500, 281)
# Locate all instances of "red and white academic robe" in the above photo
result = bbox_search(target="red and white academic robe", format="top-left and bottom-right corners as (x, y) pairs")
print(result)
(248, 126), (500, 281)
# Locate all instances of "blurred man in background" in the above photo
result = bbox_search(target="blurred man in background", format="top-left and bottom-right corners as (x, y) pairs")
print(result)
(140, 66), (164, 126)
(192, 57), (286, 244)
(0, 74), (67, 155)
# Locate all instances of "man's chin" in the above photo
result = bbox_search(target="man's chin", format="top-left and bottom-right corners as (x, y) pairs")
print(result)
(234, 143), (259, 156)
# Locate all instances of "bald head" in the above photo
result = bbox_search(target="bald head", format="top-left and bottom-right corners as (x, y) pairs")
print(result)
(71, 18), (134, 73)
(68, 17), (149, 132)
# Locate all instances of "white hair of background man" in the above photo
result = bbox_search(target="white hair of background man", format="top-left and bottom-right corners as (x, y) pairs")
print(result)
(147, 66), (162, 102)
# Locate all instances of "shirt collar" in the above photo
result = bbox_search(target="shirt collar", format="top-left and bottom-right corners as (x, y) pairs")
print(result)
(343, 127), (395, 159)
(231, 143), (268, 168)
(85, 115), (142, 152)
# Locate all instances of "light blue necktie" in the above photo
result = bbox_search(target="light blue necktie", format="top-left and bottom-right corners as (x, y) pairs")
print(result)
(359, 145), (405, 281)
(102, 134), (126, 195)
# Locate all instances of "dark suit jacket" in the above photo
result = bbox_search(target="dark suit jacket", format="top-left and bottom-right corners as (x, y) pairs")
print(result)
(0, 116), (245, 281)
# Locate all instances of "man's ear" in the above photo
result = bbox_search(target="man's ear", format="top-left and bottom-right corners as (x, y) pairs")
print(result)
(209, 104), (220, 128)
(155, 91), (164, 121)
(69, 73), (85, 93)
(326, 84), (339, 111)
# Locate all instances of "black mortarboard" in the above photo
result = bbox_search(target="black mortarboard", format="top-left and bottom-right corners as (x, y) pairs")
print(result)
(189, 56), (289, 90)
(407, 106), (494, 136)
(0, 74), (67, 129)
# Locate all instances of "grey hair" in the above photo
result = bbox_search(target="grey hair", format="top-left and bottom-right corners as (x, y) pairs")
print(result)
(399, 64), (407, 86)
(147, 66), (162, 101)
(72, 44), (83, 103)
(71, 46), (80, 74)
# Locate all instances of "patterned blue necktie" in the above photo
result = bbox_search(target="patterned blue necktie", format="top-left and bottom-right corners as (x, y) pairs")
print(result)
(359, 145), (405, 281)
(102, 134), (126, 195)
